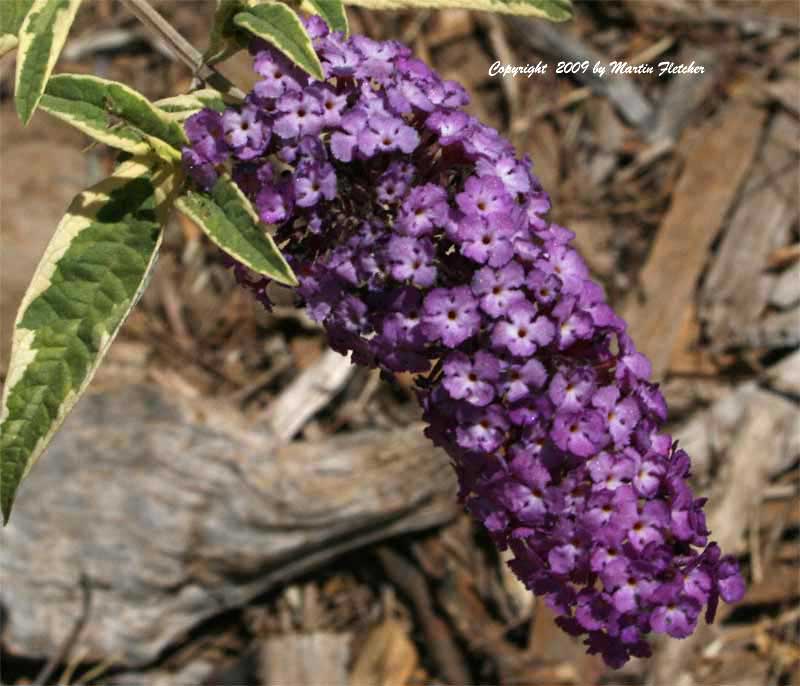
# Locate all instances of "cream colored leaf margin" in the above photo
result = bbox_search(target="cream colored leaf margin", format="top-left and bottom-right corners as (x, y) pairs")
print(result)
(342, 0), (572, 20)
(14, 0), (82, 124)
(0, 157), (181, 522)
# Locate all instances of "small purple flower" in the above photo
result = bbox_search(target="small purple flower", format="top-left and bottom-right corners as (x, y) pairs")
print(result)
(311, 84), (348, 127)
(549, 370), (596, 413)
(552, 297), (594, 350)
(501, 359), (547, 402)
(458, 213), (515, 267)
(256, 180), (293, 225)
(222, 105), (269, 160)
(274, 92), (324, 139)
(527, 268), (561, 305)
(592, 386), (641, 445)
(628, 501), (670, 551)
(632, 455), (664, 497)
(381, 287), (424, 345)
(253, 50), (302, 98)
(551, 411), (607, 458)
(359, 115), (420, 156)
(426, 110), (472, 145)
(718, 557), (746, 603)
(387, 235), (437, 287)
(477, 155), (531, 195)
(397, 184), (449, 237)
(294, 160), (336, 208)
(422, 287), (480, 348)
(182, 148), (218, 189)
(492, 301), (555, 357)
(442, 351), (500, 406)
(471, 262), (526, 318)
(456, 404), (509, 453)
(536, 245), (589, 295)
(321, 43), (362, 78)
(456, 175), (512, 218)
(377, 161), (414, 205)
(185, 109), (228, 164)
(650, 590), (699, 639)
(330, 109), (368, 162)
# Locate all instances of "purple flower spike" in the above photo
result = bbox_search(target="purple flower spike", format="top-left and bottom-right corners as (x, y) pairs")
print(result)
(183, 21), (746, 669)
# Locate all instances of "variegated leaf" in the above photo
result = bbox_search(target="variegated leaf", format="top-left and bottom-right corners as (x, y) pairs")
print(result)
(156, 88), (228, 122)
(38, 93), (152, 155)
(176, 175), (297, 287)
(204, 0), (246, 66)
(0, 156), (182, 523)
(0, 0), (35, 58)
(342, 0), (572, 21)
(304, 0), (349, 35)
(234, 1), (325, 80)
(43, 74), (188, 150)
(14, 0), (82, 124)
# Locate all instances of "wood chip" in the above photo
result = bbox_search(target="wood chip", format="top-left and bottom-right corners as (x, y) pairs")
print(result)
(765, 349), (800, 396)
(262, 348), (355, 443)
(260, 633), (351, 686)
(650, 382), (799, 684)
(0, 385), (457, 666)
(350, 619), (418, 686)
(739, 307), (800, 350)
(377, 547), (470, 685)
(700, 112), (798, 349)
(647, 46), (719, 144)
(623, 101), (767, 378)
(769, 261), (800, 310)
(765, 79), (800, 116)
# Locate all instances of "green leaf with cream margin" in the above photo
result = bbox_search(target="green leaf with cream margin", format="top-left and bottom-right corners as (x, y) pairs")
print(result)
(205, 0), (348, 67)
(234, 1), (324, 80)
(156, 88), (228, 122)
(38, 74), (188, 156)
(0, 156), (182, 524)
(343, 0), (572, 21)
(303, 0), (349, 35)
(0, 0), (35, 58)
(14, 0), (82, 124)
(204, 0), (247, 66)
(177, 175), (298, 287)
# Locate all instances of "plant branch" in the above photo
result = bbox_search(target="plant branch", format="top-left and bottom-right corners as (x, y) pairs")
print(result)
(122, 0), (245, 101)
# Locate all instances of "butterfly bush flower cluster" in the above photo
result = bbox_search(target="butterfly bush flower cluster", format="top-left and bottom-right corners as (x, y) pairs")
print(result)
(182, 17), (745, 668)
